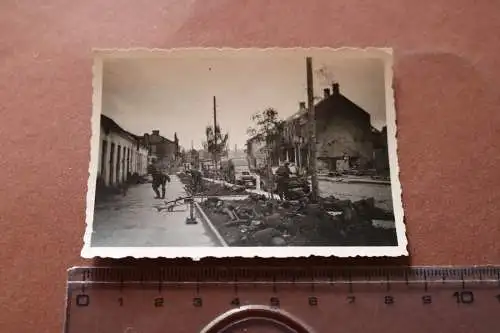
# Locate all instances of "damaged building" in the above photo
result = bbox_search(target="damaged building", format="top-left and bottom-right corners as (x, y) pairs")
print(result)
(140, 130), (180, 167)
(282, 83), (376, 172)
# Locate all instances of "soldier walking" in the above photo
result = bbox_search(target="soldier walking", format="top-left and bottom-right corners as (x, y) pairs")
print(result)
(148, 158), (171, 199)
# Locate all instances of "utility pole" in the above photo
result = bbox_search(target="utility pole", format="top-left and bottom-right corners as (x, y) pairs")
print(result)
(213, 96), (218, 176)
(306, 57), (319, 202)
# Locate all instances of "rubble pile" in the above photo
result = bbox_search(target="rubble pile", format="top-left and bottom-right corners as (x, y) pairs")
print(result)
(200, 193), (397, 247)
(259, 174), (311, 200)
(197, 179), (250, 196)
(177, 172), (250, 196)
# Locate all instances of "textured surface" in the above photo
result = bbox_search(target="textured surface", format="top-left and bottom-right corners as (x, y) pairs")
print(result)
(1, 0), (499, 332)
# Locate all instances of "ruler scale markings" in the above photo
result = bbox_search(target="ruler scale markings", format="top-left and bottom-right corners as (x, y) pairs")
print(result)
(157, 269), (163, 293)
(404, 269), (409, 286)
(233, 275), (238, 294)
(65, 266), (500, 333)
(328, 269), (334, 287)
(348, 271), (353, 294)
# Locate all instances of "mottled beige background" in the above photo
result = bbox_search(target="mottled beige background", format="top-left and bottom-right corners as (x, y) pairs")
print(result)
(1, 1), (499, 332)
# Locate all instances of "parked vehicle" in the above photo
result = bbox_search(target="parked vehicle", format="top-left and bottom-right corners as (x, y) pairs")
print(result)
(228, 158), (257, 188)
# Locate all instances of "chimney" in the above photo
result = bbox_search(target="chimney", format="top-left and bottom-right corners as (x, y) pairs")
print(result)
(323, 88), (330, 99)
(332, 82), (340, 95)
(299, 101), (306, 110)
(152, 130), (160, 136)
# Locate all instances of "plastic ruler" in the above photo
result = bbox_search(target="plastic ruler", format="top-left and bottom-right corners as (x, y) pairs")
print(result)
(64, 266), (500, 333)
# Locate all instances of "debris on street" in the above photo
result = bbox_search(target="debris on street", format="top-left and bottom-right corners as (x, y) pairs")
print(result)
(177, 172), (250, 196)
(199, 193), (397, 247)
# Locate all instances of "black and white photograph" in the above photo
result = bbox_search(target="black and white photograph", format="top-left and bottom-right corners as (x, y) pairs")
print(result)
(82, 48), (406, 258)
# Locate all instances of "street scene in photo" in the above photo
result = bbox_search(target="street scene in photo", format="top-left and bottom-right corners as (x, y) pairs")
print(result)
(85, 48), (405, 256)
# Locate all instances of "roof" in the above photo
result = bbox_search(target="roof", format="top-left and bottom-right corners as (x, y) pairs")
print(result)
(101, 115), (147, 147)
(286, 90), (371, 125)
(147, 134), (175, 145)
(285, 109), (307, 122)
(316, 93), (370, 121)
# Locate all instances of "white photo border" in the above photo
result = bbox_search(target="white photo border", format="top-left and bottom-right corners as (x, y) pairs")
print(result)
(81, 47), (408, 259)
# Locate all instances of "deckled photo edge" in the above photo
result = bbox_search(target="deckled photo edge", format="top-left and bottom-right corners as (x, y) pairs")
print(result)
(89, 47), (393, 60)
(81, 47), (408, 259)
(382, 52), (408, 256)
(82, 246), (407, 260)
(81, 55), (103, 258)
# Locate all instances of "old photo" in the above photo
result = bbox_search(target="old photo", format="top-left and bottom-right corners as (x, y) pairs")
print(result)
(82, 48), (406, 258)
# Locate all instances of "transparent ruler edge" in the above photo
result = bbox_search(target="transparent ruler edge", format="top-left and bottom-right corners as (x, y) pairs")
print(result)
(66, 266), (500, 286)
(64, 266), (500, 333)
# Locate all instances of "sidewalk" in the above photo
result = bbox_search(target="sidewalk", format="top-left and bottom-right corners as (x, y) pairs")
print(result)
(91, 175), (220, 247)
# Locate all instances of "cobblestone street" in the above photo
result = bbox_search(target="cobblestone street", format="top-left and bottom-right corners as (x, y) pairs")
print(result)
(91, 175), (219, 247)
(318, 180), (394, 212)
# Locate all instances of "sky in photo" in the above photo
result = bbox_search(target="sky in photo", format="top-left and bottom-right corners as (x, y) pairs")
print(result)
(101, 49), (388, 150)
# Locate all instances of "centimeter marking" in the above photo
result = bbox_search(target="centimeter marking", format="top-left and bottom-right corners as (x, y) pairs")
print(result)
(65, 267), (500, 333)
(68, 266), (500, 288)
(66, 266), (500, 319)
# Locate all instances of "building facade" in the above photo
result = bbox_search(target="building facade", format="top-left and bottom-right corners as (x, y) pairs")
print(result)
(372, 126), (390, 176)
(142, 130), (179, 167)
(281, 101), (309, 169)
(246, 136), (267, 170)
(97, 115), (149, 187)
(282, 83), (375, 172)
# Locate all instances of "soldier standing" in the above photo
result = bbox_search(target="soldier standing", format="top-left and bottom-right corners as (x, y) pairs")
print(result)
(275, 162), (291, 200)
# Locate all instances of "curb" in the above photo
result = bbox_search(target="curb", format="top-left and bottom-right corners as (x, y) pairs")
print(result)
(194, 202), (229, 247)
(195, 195), (250, 201)
(203, 177), (281, 200)
(318, 177), (390, 185)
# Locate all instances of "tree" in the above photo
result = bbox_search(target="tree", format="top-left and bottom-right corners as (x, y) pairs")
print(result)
(189, 148), (200, 167)
(204, 124), (229, 169)
(174, 132), (180, 159)
(179, 148), (187, 163)
(247, 107), (285, 197)
(247, 108), (285, 164)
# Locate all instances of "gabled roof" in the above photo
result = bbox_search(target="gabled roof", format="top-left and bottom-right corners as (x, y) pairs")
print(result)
(101, 115), (136, 138)
(315, 93), (370, 121)
(286, 89), (371, 125)
(101, 115), (147, 148)
(147, 134), (175, 145)
(285, 109), (307, 122)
